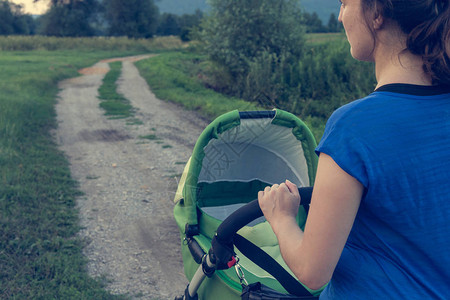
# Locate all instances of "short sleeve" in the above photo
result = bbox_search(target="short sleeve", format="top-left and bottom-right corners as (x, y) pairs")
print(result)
(315, 104), (370, 188)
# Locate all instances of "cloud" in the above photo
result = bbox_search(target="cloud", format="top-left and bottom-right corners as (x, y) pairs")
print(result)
(10, 0), (50, 15)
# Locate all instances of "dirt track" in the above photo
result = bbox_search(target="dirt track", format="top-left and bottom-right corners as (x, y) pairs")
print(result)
(54, 55), (209, 299)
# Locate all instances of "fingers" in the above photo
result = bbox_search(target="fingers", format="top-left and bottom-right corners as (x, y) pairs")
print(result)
(263, 183), (296, 194)
(258, 190), (264, 201)
(259, 181), (300, 221)
(285, 179), (299, 197)
(261, 182), (299, 196)
(264, 184), (279, 192)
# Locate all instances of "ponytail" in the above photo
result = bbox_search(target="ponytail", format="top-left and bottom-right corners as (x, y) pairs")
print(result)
(407, 0), (450, 86)
(362, 0), (450, 86)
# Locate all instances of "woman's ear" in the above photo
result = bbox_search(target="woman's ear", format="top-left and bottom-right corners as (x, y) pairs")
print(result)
(373, 11), (384, 30)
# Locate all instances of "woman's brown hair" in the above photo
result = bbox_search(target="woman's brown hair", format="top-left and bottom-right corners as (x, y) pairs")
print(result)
(362, 0), (450, 85)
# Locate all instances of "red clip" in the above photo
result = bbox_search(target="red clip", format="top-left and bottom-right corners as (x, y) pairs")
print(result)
(227, 256), (237, 268)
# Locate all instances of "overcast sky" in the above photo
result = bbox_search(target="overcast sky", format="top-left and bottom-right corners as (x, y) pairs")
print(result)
(11, 0), (49, 15)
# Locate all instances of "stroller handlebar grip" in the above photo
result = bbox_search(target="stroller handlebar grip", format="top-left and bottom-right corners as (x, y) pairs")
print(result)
(216, 187), (313, 244)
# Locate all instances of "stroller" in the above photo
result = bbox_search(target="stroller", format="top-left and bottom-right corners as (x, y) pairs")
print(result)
(173, 109), (323, 299)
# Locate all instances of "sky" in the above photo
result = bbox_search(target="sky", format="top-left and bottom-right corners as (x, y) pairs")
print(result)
(10, 0), (50, 15)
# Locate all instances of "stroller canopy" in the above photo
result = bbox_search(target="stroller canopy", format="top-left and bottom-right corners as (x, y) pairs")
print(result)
(175, 109), (317, 225)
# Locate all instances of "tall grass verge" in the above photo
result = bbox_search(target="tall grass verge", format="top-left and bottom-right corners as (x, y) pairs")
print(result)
(0, 35), (185, 52)
(135, 51), (261, 121)
(0, 50), (132, 299)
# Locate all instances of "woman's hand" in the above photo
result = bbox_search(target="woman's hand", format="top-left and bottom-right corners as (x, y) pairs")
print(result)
(256, 154), (364, 290)
(258, 180), (300, 234)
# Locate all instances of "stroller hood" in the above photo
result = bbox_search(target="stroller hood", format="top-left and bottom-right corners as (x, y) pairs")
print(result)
(174, 109), (317, 229)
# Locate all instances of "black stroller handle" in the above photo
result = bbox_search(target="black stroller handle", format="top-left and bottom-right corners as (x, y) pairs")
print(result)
(216, 187), (313, 245)
(180, 187), (316, 300)
(239, 110), (276, 119)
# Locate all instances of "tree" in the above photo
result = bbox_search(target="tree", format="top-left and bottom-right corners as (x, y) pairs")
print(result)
(156, 10), (203, 41)
(302, 11), (326, 33)
(178, 9), (203, 41)
(0, 1), (33, 35)
(104, 0), (159, 38)
(327, 13), (341, 33)
(200, 0), (305, 92)
(37, 0), (99, 36)
(157, 13), (180, 36)
(0, 1), (15, 35)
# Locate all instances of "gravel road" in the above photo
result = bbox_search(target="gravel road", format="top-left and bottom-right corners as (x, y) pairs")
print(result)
(54, 55), (209, 299)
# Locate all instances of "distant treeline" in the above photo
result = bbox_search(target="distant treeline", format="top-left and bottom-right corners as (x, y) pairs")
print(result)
(0, 0), (341, 40)
(303, 11), (342, 33)
(0, 1), (36, 35)
(0, 0), (201, 40)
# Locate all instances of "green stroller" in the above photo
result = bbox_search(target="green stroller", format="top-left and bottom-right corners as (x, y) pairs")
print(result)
(173, 109), (323, 299)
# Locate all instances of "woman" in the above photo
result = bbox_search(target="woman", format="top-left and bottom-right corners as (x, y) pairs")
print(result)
(258, 0), (450, 298)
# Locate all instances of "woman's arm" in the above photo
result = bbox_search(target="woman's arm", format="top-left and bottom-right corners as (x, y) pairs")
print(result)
(258, 153), (364, 290)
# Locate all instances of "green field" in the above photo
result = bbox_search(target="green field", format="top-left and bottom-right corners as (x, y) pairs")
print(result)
(0, 35), (184, 52)
(305, 32), (346, 45)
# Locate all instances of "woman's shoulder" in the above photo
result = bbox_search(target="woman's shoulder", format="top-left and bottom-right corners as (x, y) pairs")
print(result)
(328, 93), (383, 125)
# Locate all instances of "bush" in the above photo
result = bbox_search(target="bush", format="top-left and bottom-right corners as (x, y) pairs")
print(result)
(291, 40), (376, 119)
(200, 0), (305, 91)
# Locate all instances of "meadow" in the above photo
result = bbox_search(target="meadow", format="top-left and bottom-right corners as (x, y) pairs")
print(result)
(0, 35), (184, 52)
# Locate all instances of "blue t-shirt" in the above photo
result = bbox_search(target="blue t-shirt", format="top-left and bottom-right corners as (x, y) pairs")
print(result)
(316, 84), (450, 299)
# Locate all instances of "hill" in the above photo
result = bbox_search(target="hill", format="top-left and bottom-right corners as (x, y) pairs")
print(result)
(155, 0), (340, 23)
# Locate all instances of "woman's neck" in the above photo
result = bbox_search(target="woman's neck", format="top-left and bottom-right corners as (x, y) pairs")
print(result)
(373, 26), (432, 89)
(375, 57), (431, 89)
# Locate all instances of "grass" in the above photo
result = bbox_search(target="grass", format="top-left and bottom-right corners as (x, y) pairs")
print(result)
(98, 61), (134, 118)
(305, 32), (346, 45)
(135, 51), (262, 121)
(0, 47), (164, 299)
(0, 35), (185, 52)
